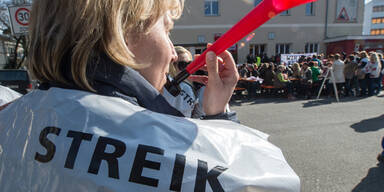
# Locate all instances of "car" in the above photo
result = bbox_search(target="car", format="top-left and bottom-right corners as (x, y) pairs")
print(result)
(0, 69), (32, 95)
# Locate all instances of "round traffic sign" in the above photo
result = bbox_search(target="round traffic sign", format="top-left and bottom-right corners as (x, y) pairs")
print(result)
(15, 8), (30, 26)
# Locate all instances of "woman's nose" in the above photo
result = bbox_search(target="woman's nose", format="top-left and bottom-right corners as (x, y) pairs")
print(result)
(169, 40), (178, 62)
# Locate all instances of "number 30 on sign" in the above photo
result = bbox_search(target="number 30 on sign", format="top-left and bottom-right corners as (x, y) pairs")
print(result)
(8, 5), (32, 35)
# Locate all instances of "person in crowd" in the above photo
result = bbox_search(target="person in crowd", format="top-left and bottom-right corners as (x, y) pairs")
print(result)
(239, 64), (249, 78)
(362, 52), (382, 96)
(341, 52), (347, 61)
(344, 54), (359, 96)
(246, 53), (256, 64)
(308, 61), (320, 96)
(357, 51), (369, 96)
(164, 46), (199, 117)
(284, 64), (293, 77)
(244, 64), (261, 98)
(376, 53), (384, 94)
(291, 62), (301, 79)
(300, 62), (313, 99)
(328, 54), (345, 97)
(328, 54), (335, 63)
(260, 63), (275, 86)
(312, 55), (322, 67)
(298, 55), (306, 64)
(274, 65), (295, 99)
(258, 63), (266, 75)
(247, 64), (259, 77)
(309, 61), (320, 83)
(256, 54), (262, 67)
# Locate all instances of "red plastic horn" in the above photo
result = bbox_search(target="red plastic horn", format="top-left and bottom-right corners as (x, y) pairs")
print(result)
(166, 0), (317, 96)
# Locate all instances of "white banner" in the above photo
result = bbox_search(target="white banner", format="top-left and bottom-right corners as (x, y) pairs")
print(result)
(0, 85), (21, 105)
(0, 88), (300, 192)
(281, 53), (317, 66)
(7, 5), (32, 35)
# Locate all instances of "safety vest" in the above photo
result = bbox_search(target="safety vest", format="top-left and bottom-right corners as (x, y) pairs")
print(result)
(0, 88), (300, 192)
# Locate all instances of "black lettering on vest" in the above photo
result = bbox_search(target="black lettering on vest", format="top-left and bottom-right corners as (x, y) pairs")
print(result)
(187, 98), (194, 106)
(169, 154), (186, 191)
(88, 137), (126, 179)
(194, 160), (227, 192)
(65, 131), (93, 169)
(129, 144), (164, 187)
(35, 127), (61, 163)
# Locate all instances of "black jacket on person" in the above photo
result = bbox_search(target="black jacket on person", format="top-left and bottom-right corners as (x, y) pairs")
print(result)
(261, 69), (275, 86)
(39, 53), (238, 121)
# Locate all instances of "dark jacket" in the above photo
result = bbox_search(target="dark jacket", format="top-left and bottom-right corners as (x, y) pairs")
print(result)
(40, 53), (238, 121)
(261, 69), (275, 86)
(344, 60), (358, 80)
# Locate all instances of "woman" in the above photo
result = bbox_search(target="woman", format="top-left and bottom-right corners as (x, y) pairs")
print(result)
(343, 55), (359, 96)
(163, 46), (200, 117)
(274, 65), (295, 99)
(328, 54), (345, 96)
(363, 52), (382, 96)
(0, 0), (299, 191)
(300, 62), (313, 99)
(357, 51), (369, 96)
(291, 62), (301, 79)
(375, 53), (383, 95)
(260, 63), (275, 86)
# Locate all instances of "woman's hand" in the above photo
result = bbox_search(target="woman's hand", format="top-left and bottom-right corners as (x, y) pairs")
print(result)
(203, 51), (239, 115)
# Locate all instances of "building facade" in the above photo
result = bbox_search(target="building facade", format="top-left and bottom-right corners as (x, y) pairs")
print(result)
(171, 0), (365, 63)
(363, 0), (384, 35)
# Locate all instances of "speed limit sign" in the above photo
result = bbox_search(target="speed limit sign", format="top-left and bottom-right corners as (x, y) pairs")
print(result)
(15, 8), (30, 26)
(8, 5), (32, 35)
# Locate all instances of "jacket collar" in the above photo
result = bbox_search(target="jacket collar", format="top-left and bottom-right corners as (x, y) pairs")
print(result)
(41, 53), (184, 117)
(87, 54), (184, 117)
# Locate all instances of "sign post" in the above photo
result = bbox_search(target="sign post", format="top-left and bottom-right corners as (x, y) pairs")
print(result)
(8, 5), (32, 35)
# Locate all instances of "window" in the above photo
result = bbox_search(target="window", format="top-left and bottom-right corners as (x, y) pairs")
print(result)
(372, 17), (384, 24)
(197, 35), (206, 43)
(305, 3), (314, 16)
(268, 32), (275, 40)
(280, 10), (290, 16)
(254, 0), (262, 6)
(205, 0), (219, 16)
(370, 29), (384, 35)
(275, 43), (291, 54)
(373, 5), (384, 12)
(195, 48), (203, 55)
(250, 44), (266, 56)
(305, 43), (319, 53)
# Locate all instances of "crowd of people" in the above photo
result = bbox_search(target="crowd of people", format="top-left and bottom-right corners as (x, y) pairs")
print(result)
(237, 51), (384, 100)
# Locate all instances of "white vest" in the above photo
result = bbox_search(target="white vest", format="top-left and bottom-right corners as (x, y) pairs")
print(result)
(0, 88), (300, 192)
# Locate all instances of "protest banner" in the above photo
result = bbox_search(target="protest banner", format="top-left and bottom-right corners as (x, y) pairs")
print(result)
(281, 53), (317, 66)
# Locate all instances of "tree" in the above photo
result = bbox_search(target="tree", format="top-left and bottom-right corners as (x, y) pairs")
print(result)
(0, 0), (32, 69)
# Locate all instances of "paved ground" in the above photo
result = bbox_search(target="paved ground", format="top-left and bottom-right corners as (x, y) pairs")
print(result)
(230, 94), (384, 192)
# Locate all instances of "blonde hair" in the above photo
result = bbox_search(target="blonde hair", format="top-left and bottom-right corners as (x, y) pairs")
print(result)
(370, 52), (379, 63)
(175, 46), (192, 60)
(169, 46), (192, 77)
(277, 65), (286, 71)
(360, 51), (368, 58)
(28, 0), (184, 91)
